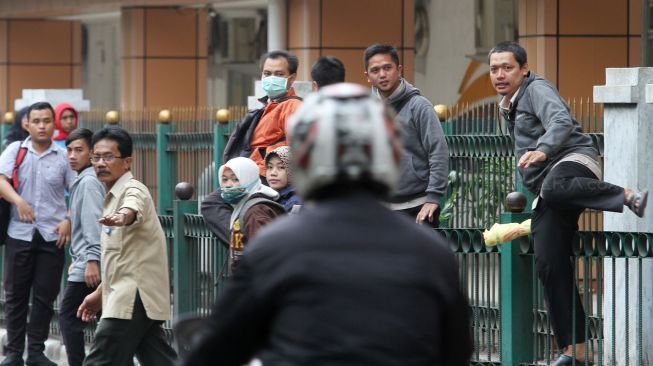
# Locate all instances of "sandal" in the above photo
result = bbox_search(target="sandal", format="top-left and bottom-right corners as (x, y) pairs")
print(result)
(626, 189), (648, 218)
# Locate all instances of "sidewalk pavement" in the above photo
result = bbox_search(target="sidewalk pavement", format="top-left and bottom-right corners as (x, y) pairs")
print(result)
(0, 329), (71, 366)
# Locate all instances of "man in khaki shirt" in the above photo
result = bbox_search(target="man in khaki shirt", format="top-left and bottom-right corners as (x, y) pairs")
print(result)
(77, 126), (177, 366)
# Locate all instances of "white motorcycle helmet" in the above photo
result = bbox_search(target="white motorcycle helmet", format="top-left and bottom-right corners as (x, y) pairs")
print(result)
(286, 83), (402, 199)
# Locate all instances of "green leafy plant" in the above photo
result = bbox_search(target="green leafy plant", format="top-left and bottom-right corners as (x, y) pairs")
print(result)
(440, 157), (515, 228)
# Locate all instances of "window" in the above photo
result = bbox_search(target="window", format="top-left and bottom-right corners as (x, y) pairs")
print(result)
(474, 0), (517, 57)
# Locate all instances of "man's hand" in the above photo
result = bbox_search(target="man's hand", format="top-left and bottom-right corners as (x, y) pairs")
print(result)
(54, 219), (71, 248)
(15, 199), (35, 223)
(518, 150), (547, 168)
(416, 203), (440, 224)
(98, 209), (135, 227)
(77, 287), (102, 322)
(85, 261), (100, 288)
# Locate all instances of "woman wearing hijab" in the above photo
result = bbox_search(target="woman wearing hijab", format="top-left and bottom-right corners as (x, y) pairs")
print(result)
(218, 157), (285, 272)
(264, 146), (302, 213)
(53, 103), (79, 148)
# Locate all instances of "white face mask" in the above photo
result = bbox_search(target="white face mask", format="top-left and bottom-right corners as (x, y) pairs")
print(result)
(261, 75), (289, 98)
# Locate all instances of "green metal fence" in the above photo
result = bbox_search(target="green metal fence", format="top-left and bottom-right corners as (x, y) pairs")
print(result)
(0, 99), (649, 365)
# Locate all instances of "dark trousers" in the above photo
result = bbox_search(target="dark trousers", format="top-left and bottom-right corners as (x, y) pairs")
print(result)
(532, 162), (624, 349)
(83, 292), (177, 366)
(398, 204), (441, 229)
(60, 281), (96, 366)
(3, 231), (65, 354)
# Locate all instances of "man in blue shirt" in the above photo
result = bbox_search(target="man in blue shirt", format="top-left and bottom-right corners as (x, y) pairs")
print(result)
(0, 102), (76, 366)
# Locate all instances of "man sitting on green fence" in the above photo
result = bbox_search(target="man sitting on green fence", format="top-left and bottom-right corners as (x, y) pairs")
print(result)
(489, 41), (647, 366)
(222, 50), (302, 179)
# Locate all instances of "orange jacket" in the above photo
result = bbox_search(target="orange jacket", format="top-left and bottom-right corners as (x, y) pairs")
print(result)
(249, 89), (302, 175)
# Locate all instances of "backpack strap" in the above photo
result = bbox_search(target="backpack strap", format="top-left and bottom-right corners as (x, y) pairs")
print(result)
(11, 144), (28, 190)
(238, 197), (285, 226)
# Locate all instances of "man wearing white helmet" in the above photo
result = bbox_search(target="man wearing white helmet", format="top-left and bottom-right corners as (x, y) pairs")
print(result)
(181, 83), (472, 366)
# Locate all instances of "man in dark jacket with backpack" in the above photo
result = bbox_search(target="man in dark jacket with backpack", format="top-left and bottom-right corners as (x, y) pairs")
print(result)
(206, 50), (302, 243)
(222, 50), (302, 178)
(364, 44), (449, 228)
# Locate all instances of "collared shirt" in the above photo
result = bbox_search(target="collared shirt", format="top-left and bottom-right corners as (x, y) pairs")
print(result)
(100, 171), (171, 321)
(0, 138), (76, 242)
(499, 87), (521, 112)
(68, 166), (105, 283)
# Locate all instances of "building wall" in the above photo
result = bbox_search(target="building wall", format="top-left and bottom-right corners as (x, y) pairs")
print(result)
(519, 0), (641, 99)
(121, 6), (207, 109)
(287, 0), (415, 87)
(0, 19), (82, 112)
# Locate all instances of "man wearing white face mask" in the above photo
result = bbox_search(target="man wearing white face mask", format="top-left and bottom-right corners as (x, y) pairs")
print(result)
(222, 50), (302, 179)
(208, 51), (301, 246)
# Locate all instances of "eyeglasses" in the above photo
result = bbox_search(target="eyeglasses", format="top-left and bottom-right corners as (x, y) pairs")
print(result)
(91, 155), (123, 163)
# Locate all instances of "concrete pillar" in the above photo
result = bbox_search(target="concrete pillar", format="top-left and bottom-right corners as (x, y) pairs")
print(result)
(594, 68), (653, 365)
(267, 0), (287, 52)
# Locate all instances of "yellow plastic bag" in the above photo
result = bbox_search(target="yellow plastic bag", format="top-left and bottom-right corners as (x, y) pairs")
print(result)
(483, 219), (531, 246)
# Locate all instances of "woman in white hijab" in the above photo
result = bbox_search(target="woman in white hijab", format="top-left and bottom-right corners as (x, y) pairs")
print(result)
(218, 157), (285, 271)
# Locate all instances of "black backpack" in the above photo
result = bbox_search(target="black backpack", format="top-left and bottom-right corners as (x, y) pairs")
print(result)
(222, 95), (302, 163)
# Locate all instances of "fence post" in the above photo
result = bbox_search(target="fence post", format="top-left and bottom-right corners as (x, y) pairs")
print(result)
(213, 108), (231, 191)
(173, 182), (196, 316)
(105, 110), (120, 128)
(500, 191), (534, 366)
(157, 109), (176, 214)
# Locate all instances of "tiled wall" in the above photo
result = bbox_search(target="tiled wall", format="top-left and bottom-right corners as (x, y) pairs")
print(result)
(519, 0), (641, 98)
(0, 19), (81, 112)
(121, 6), (207, 109)
(288, 0), (415, 86)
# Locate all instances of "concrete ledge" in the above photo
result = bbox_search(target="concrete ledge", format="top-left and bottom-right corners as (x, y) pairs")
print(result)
(605, 67), (640, 86)
(644, 84), (653, 103)
(593, 85), (639, 104)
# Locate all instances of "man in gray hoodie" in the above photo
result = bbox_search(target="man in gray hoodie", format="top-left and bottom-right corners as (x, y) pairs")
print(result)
(59, 128), (104, 366)
(490, 41), (647, 366)
(364, 44), (449, 227)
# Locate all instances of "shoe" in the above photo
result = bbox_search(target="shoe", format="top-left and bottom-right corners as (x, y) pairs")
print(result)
(0, 353), (24, 366)
(626, 189), (648, 217)
(24, 353), (55, 366)
(551, 354), (594, 366)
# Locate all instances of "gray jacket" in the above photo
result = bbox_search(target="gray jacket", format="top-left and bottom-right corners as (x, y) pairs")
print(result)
(379, 79), (449, 204)
(503, 72), (597, 194)
(68, 166), (105, 282)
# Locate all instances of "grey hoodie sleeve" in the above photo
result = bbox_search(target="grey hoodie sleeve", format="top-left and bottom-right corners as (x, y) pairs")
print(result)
(80, 178), (104, 263)
(414, 98), (449, 203)
(527, 81), (575, 158)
